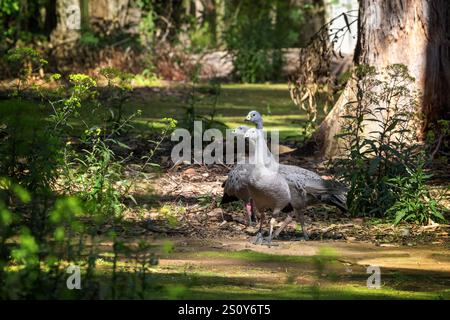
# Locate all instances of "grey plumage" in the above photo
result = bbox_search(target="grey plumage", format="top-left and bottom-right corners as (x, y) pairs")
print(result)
(279, 165), (347, 211)
(245, 110), (347, 213)
(221, 163), (253, 204)
(234, 114), (348, 212)
(223, 113), (348, 242)
(243, 128), (292, 244)
(220, 125), (257, 224)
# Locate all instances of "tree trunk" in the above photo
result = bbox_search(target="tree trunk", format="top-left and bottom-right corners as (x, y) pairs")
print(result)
(79, 0), (89, 31)
(314, 0), (450, 158)
(50, 0), (81, 44)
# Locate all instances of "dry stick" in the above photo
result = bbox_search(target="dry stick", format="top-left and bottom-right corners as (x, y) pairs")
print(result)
(430, 133), (444, 161)
(320, 223), (354, 234)
(272, 215), (293, 239)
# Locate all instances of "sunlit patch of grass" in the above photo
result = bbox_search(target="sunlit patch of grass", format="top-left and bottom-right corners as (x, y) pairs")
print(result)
(123, 83), (325, 141)
(132, 74), (162, 87)
(198, 247), (340, 266)
(198, 250), (313, 264)
(1, 83), (323, 141)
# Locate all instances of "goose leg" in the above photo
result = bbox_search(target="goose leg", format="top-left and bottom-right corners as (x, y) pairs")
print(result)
(250, 199), (258, 224)
(245, 199), (258, 226)
(294, 209), (309, 240)
(261, 218), (278, 247)
(251, 210), (265, 245)
(245, 202), (253, 226)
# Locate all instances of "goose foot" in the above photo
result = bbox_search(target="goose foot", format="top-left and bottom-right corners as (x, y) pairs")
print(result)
(260, 236), (278, 247)
(251, 232), (263, 245)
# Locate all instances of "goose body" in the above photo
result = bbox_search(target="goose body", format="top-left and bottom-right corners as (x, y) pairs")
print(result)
(245, 110), (347, 211)
(247, 163), (291, 213)
(220, 126), (257, 224)
(244, 110), (348, 243)
(221, 163), (252, 204)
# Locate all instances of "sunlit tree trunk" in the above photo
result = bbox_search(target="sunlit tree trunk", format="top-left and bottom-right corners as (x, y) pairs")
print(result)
(51, 0), (81, 44)
(314, 0), (450, 158)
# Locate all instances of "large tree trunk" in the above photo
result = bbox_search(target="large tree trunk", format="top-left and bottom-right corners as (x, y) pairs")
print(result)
(315, 0), (450, 158)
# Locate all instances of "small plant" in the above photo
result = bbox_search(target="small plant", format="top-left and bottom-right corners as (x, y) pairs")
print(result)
(6, 47), (48, 97)
(99, 67), (133, 129)
(141, 117), (177, 170)
(387, 159), (445, 225)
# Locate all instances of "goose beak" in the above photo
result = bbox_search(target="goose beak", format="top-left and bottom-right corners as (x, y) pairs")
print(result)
(245, 115), (252, 121)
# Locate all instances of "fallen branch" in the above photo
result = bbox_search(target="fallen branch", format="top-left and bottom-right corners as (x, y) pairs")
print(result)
(320, 223), (354, 234)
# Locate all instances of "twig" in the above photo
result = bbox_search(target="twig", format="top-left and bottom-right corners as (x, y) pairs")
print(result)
(430, 133), (443, 161)
(320, 223), (354, 234)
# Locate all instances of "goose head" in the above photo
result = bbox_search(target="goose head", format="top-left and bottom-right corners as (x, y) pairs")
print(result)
(245, 110), (263, 129)
(243, 128), (260, 141)
(231, 125), (250, 136)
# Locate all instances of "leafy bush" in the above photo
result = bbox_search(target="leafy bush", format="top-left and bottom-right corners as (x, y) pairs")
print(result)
(6, 47), (47, 95)
(334, 64), (445, 224)
(0, 51), (172, 298)
(387, 160), (445, 225)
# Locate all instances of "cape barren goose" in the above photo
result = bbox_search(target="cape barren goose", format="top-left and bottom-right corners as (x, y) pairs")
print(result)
(221, 126), (293, 225)
(244, 128), (293, 244)
(220, 126), (257, 225)
(244, 111), (348, 242)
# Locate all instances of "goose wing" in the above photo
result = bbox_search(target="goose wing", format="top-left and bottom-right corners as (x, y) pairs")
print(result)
(221, 164), (252, 204)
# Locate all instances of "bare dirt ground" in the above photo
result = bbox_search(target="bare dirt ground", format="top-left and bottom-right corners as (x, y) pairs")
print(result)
(122, 153), (450, 246)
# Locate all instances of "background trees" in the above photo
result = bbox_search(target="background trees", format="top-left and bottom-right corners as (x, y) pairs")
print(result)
(0, 0), (327, 80)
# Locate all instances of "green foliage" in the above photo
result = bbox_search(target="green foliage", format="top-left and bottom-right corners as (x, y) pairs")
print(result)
(99, 67), (133, 128)
(80, 31), (100, 46)
(223, 0), (303, 83)
(0, 60), (166, 298)
(141, 117), (177, 170)
(188, 21), (214, 53)
(6, 47), (47, 95)
(334, 64), (445, 224)
(0, 0), (19, 44)
(137, 0), (156, 46)
(387, 160), (445, 225)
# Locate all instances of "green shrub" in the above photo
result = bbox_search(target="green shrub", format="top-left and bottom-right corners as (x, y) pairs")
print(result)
(0, 54), (163, 298)
(387, 160), (445, 225)
(334, 64), (445, 224)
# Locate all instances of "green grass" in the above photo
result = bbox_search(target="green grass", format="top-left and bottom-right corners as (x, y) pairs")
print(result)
(0, 83), (325, 141)
(125, 83), (325, 140)
(197, 247), (338, 265)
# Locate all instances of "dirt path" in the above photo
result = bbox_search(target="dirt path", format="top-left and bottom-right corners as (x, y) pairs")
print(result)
(219, 239), (450, 273)
(112, 236), (449, 299)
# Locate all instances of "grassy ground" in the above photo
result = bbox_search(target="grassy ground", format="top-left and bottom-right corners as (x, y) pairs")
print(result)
(0, 83), (322, 140)
(127, 83), (322, 140)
